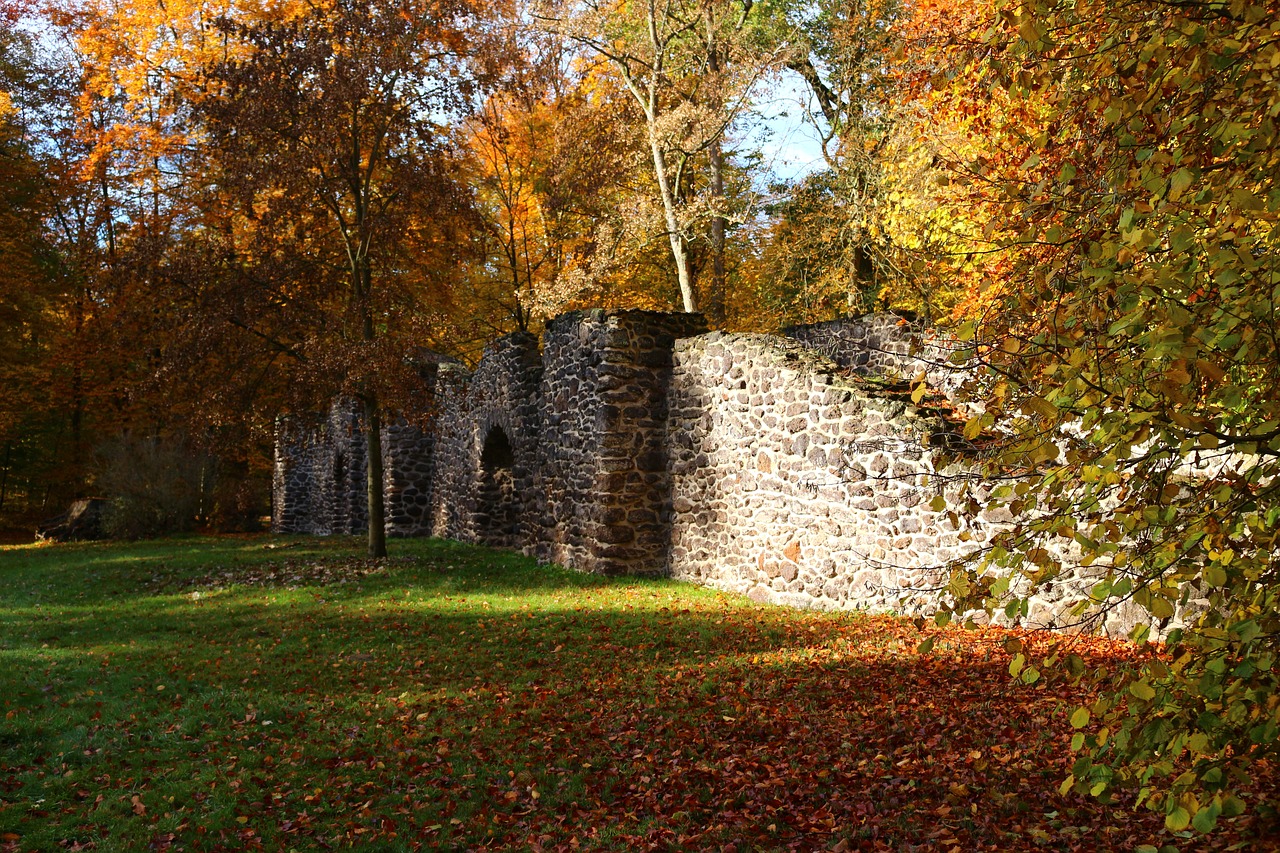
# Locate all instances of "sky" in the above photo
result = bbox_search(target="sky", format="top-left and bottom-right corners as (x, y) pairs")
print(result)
(737, 66), (830, 193)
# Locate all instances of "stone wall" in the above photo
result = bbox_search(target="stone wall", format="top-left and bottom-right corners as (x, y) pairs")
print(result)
(786, 312), (967, 396)
(383, 416), (438, 538)
(271, 309), (1168, 637)
(430, 332), (543, 548)
(272, 417), (321, 535)
(272, 399), (367, 536)
(530, 310), (707, 575)
(663, 330), (1172, 635)
(273, 388), (438, 538)
(665, 332), (983, 613)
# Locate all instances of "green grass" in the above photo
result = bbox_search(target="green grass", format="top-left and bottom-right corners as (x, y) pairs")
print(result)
(0, 535), (1273, 851)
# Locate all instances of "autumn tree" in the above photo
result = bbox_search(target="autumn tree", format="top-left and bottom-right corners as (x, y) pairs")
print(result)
(0, 19), (63, 516)
(200, 0), (475, 557)
(458, 23), (643, 338)
(922, 0), (1280, 831)
(748, 0), (905, 319)
(0, 0), (292, 523)
(749, 0), (996, 324)
(535, 0), (781, 318)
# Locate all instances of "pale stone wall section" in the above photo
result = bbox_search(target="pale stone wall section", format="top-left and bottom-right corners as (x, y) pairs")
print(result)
(665, 330), (1188, 638)
(666, 332), (986, 613)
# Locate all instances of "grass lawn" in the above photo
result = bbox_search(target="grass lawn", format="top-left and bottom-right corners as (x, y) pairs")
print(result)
(1, 535), (1275, 852)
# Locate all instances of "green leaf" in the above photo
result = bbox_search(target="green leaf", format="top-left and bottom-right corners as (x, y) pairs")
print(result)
(1070, 707), (1091, 729)
(917, 636), (936, 654)
(1168, 168), (1195, 201)
(1009, 653), (1025, 678)
(1203, 564), (1227, 587)
(1130, 681), (1157, 701)
(1235, 620), (1261, 643)
(1165, 805), (1191, 831)
(1191, 803), (1219, 833)
(1221, 795), (1245, 818)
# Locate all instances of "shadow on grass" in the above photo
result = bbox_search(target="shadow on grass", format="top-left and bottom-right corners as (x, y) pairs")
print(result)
(1, 535), (1275, 852)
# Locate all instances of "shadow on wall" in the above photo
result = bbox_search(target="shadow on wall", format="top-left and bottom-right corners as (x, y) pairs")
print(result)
(477, 426), (518, 548)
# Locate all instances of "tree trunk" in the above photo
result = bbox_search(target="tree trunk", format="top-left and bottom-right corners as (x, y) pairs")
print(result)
(707, 137), (727, 326)
(353, 248), (387, 559)
(363, 392), (387, 559)
(705, 10), (727, 327)
(648, 128), (698, 312)
(0, 441), (11, 512)
(71, 280), (86, 492)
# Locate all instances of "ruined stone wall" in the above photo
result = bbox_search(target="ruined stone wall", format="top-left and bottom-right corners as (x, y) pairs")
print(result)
(430, 333), (543, 548)
(382, 417), (437, 537)
(530, 310), (707, 575)
(664, 330), (1169, 637)
(270, 309), (1168, 637)
(666, 332), (985, 613)
(273, 392), (438, 538)
(272, 418), (325, 535)
(786, 312), (967, 396)
(327, 400), (369, 536)
(273, 400), (367, 536)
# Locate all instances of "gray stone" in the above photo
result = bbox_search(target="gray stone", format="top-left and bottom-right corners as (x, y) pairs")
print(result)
(273, 308), (1162, 641)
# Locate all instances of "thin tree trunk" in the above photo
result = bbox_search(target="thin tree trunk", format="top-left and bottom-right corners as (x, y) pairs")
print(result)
(707, 137), (727, 326)
(648, 128), (697, 312)
(363, 392), (386, 558)
(355, 251), (387, 559)
(71, 280), (86, 491)
(0, 441), (12, 512)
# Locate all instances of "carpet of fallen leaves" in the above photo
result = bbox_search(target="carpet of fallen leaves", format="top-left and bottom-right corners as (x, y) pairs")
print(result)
(1, 536), (1277, 852)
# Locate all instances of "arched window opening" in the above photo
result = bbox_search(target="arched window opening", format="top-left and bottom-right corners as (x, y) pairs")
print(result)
(476, 426), (518, 547)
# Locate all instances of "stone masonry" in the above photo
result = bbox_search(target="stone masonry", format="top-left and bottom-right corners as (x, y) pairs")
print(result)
(528, 310), (707, 575)
(665, 331), (971, 612)
(273, 309), (1166, 635)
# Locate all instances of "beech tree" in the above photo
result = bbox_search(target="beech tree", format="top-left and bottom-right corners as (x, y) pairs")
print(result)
(756, 0), (981, 322)
(201, 0), (475, 557)
(459, 29), (639, 335)
(536, 0), (779, 317)
(0, 24), (61, 513)
(921, 0), (1280, 831)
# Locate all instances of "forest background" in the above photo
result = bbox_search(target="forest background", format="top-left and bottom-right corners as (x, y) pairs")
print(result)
(2, 0), (1279, 836)
(0, 0), (981, 534)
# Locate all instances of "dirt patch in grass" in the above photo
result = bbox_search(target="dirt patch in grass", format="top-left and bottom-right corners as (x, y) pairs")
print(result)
(142, 555), (419, 593)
